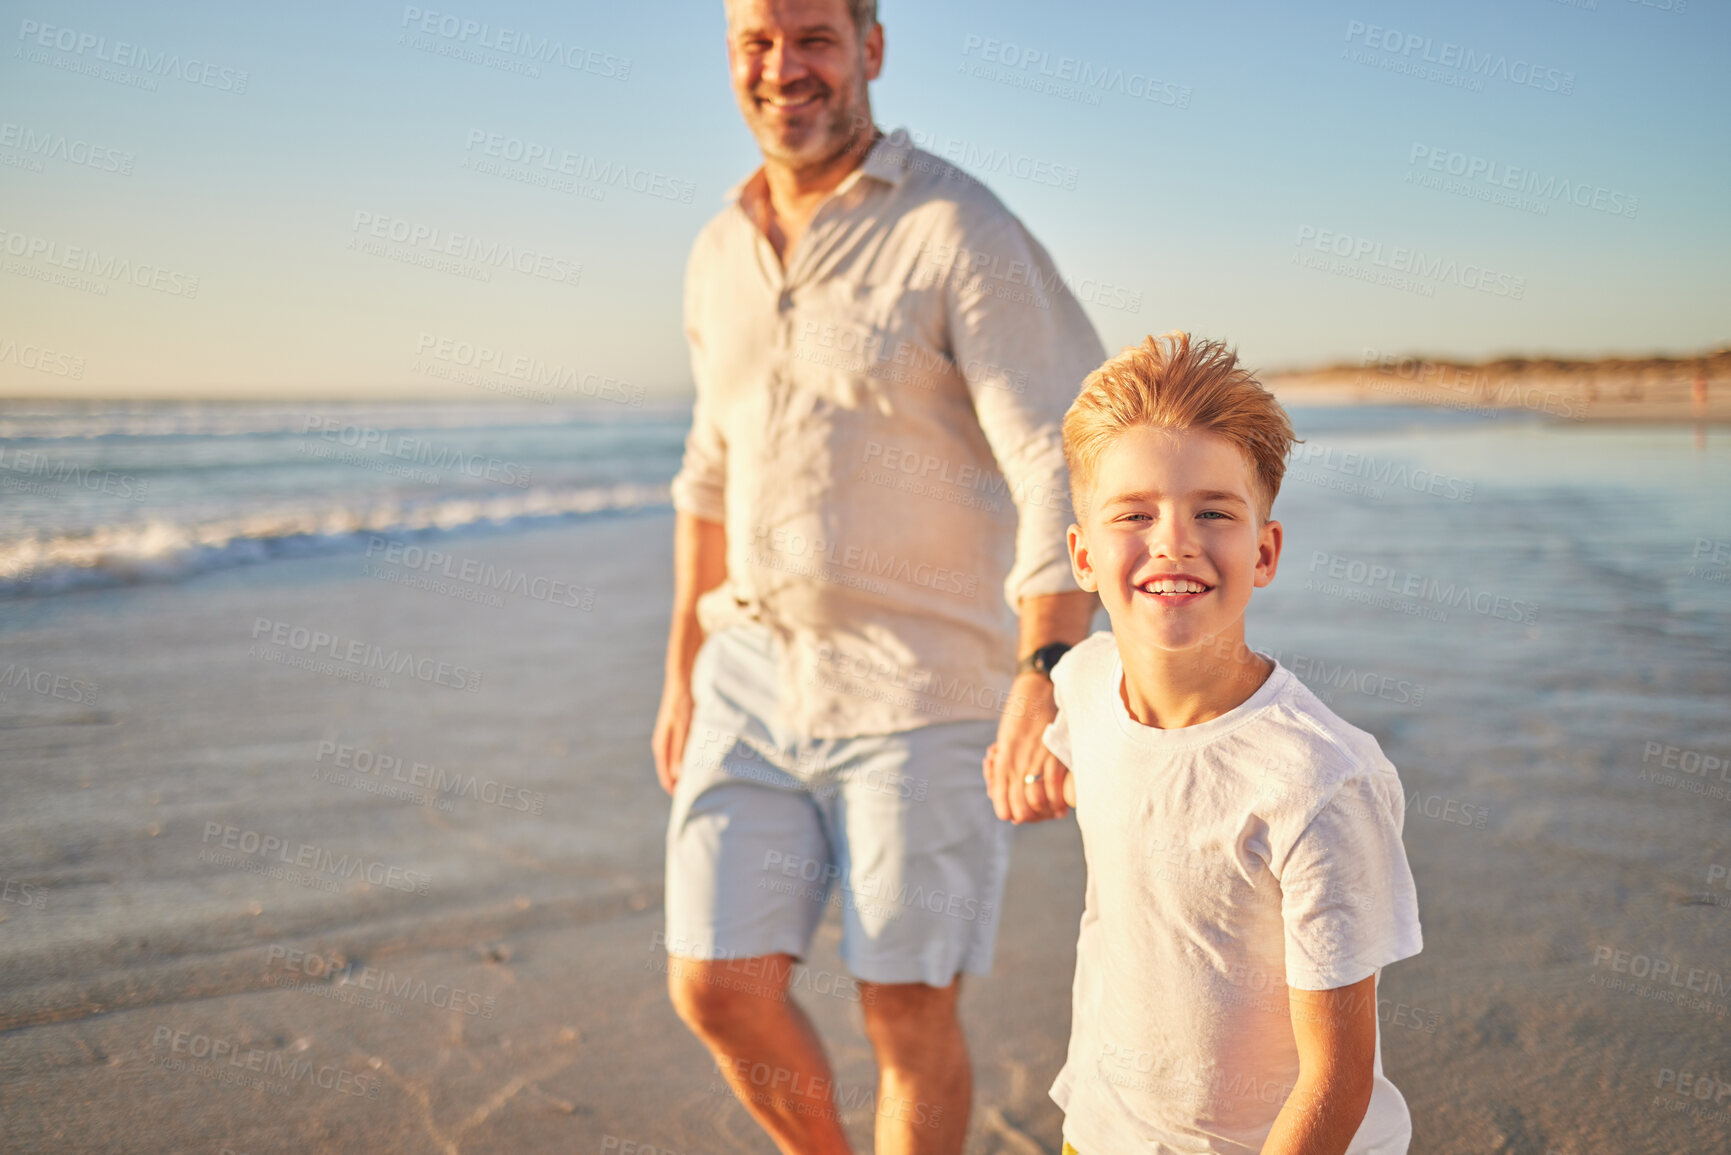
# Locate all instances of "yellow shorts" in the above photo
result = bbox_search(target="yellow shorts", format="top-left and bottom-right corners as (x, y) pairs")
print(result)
(1062, 1144), (1080, 1155)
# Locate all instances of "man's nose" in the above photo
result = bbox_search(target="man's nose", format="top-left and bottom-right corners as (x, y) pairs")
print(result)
(761, 38), (808, 87)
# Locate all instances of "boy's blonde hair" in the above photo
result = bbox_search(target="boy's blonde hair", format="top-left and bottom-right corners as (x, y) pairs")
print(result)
(1062, 332), (1297, 522)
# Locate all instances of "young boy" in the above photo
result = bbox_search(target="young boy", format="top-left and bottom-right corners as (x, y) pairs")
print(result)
(1039, 332), (1423, 1153)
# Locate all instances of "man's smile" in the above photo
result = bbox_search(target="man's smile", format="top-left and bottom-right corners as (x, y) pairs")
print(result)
(757, 87), (826, 114)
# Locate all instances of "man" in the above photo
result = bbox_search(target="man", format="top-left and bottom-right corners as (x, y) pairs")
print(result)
(652, 1), (1104, 1151)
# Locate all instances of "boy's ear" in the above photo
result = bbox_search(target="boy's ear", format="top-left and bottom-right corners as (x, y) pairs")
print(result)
(1253, 519), (1283, 588)
(1067, 523), (1097, 591)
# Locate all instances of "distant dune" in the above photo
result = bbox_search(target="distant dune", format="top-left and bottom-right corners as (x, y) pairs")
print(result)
(1265, 346), (1731, 423)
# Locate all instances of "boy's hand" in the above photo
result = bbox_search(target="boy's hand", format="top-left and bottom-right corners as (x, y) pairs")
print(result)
(983, 672), (1070, 823)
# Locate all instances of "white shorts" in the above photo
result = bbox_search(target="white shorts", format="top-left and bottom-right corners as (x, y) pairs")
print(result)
(664, 622), (1010, 987)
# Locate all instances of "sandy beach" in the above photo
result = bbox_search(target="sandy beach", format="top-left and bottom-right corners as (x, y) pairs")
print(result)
(3, 407), (1730, 1154)
(1266, 348), (1731, 425)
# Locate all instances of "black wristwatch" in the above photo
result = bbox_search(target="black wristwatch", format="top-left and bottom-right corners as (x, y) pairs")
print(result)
(1017, 641), (1072, 679)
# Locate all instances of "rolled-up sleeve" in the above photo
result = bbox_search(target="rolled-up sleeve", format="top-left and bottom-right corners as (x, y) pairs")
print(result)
(669, 250), (727, 524)
(945, 217), (1107, 610)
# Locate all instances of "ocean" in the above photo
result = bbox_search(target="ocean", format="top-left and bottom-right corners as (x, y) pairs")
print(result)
(0, 400), (686, 597)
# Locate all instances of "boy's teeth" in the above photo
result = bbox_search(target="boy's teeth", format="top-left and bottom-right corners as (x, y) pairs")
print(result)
(1145, 580), (1206, 594)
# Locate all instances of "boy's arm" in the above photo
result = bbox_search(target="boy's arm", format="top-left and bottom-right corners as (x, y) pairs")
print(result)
(1261, 973), (1378, 1155)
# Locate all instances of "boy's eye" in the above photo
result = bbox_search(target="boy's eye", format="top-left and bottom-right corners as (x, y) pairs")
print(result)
(1197, 510), (1229, 520)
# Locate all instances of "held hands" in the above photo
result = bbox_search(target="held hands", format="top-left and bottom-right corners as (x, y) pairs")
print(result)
(982, 672), (1074, 823)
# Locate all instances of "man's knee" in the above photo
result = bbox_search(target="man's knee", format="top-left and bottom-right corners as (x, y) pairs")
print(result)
(858, 976), (962, 1053)
(667, 954), (793, 1034)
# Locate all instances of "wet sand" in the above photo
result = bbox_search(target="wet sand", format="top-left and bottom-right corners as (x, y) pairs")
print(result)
(4, 410), (1730, 1153)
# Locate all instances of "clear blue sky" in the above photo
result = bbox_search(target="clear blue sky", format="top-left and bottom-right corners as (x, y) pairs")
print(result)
(2, 0), (1725, 398)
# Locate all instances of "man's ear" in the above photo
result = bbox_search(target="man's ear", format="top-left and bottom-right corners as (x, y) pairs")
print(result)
(1253, 518), (1283, 588)
(862, 21), (884, 81)
(1068, 524), (1097, 592)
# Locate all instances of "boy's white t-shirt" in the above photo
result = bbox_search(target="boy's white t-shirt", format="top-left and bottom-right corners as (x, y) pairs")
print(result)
(1043, 631), (1423, 1155)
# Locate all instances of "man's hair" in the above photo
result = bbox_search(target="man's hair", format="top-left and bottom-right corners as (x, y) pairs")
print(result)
(1062, 332), (1297, 522)
(726, 0), (878, 36)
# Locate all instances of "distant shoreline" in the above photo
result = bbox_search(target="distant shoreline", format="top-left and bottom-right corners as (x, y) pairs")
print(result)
(1265, 346), (1731, 423)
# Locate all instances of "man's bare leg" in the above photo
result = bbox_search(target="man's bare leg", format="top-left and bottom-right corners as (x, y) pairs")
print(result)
(667, 953), (853, 1155)
(858, 976), (971, 1155)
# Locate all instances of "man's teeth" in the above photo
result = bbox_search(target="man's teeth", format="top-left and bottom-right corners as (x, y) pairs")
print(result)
(1143, 580), (1207, 595)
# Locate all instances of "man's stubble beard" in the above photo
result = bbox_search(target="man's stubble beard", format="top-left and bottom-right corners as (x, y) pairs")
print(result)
(748, 76), (876, 176)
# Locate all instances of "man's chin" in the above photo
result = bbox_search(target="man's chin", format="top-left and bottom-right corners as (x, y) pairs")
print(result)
(754, 129), (834, 166)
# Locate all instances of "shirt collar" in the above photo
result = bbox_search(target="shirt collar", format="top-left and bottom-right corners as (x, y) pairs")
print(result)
(723, 124), (913, 206)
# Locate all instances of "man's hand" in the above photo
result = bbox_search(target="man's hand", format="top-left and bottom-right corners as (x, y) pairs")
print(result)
(654, 512), (725, 797)
(985, 590), (1095, 823)
(983, 671), (1069, 823)
(652, 675), (695, 795)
